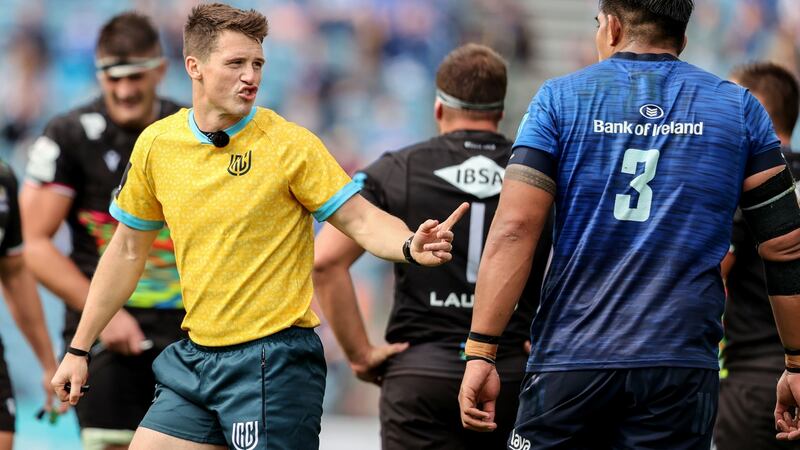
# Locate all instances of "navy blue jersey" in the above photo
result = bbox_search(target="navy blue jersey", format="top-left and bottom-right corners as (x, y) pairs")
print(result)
(513, 52), (781, 372)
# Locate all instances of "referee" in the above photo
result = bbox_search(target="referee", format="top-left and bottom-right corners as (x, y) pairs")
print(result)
(51, 4), (465, 449)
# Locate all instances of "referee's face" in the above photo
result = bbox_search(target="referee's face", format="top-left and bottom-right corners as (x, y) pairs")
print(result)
(195, 30), (264, 119)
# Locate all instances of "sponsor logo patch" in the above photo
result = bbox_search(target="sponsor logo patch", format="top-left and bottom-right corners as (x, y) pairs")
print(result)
(433, 155), (504, 199)
(104, 150), (121, 172)
(26, 136), (61, 183)
(80, 113), (107, 140)
(639, 104), (665, 120)
(509, 428), (531, 450)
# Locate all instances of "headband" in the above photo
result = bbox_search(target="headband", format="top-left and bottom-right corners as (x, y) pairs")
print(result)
(436, 89), (504, 111)
(96, 56), (164, 78)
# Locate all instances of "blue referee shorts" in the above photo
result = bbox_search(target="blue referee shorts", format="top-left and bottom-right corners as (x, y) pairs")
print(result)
(511, 367), (718, 450)
(139, 327), (326, 449)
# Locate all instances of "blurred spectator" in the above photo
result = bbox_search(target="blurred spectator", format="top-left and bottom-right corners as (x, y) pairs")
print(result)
(0, 27), (50, 168)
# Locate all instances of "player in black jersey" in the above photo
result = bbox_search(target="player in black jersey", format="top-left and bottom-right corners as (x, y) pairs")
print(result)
(20, 13), (185, 450)
(313, 44), (550, 449)
(715, 63), (800, 450)
(0, 160), (60, 450)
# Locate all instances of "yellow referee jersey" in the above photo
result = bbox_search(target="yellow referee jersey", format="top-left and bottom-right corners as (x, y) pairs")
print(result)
(110, 107), (358, 346)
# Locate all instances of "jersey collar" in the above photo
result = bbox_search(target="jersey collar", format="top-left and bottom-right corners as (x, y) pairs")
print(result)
(188, 107), (256, 145)
(611, 52), (679, 62)
(444, 129), (507, 142)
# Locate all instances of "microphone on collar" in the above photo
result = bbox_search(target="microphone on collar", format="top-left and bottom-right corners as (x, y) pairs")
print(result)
(204, 131), (230, 148)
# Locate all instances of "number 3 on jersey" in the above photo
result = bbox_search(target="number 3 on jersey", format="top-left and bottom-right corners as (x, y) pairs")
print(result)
(614, 148), (660, 222)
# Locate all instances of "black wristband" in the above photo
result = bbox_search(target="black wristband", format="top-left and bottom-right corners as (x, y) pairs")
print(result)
(787, 367), (800, 374)
(468, 331), (500, 345)
(785, 348), (800, 356)
(67, 346), (91, 363)
(402, 235), (421, 265)
(466, 355), (496, 365)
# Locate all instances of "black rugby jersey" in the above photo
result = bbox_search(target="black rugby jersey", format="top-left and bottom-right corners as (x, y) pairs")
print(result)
(0, 162), (24, 352)
(357, 129), (551, 378)
(25, 97), (183, 336)
(722, 148), (800, 383)
(0, 161), (23, 258)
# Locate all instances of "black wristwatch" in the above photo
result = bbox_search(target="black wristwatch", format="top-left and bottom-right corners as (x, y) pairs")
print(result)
(402, 235), (421, 265)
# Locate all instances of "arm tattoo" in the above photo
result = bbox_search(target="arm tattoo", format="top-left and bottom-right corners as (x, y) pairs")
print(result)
(504, 164), (556, 196)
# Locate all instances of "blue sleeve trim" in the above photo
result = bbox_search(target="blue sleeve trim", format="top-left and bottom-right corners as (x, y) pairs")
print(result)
(507, 146), (557, 179)
(109, 201), (164, 231)
(313, 179), (362, 222)
(352, 172), (366, 188)
(513, 138), (558, 156)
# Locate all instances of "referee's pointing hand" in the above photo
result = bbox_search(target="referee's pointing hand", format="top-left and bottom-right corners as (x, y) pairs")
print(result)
(410, 202), (469, 266)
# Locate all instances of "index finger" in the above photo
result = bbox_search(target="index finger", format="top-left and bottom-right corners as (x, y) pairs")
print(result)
(67, 379), (85, 406)
(440, 202), (470, 231)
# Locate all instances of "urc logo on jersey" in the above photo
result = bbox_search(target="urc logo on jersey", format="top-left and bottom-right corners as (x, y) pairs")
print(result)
(228, 151), (252, 176)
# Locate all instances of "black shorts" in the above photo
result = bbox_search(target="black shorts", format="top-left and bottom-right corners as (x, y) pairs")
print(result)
(714, 375), (798, 450)
(64, 307), (185, 430)
(380, 374), (522, 450)
(0, 341), (14, 433)
(514, 367), (719, 450)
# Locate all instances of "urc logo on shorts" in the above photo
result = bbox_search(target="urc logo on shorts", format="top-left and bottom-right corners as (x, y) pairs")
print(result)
(232, 420), (259, 450)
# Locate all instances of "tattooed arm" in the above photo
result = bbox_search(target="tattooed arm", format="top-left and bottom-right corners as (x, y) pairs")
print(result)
(469, 164), (555, 336)
(459, 163), (555, 431)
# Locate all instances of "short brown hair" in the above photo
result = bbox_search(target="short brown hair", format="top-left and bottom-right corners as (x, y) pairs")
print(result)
(183, 3), (268, 60)
(435, 44), (507, 120)
(97, 12), (161, 58)
(731, 62), (799, 138)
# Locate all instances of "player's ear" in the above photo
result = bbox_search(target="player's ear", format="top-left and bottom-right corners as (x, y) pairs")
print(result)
(607, 14), (623, 47)
(185, 56), (202, 81)
(434, 99), (444, 121)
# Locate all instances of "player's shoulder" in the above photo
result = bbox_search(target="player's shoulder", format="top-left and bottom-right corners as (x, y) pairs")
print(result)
(145, 108), (188, 138)
(389, 137), (438, 160)
(41, 97), (105, 139)
(676, 61), (742, 93)
(676, 63), (755, 118)
(542, 60), (621, 93)
(359, 135), (454, 179)
(251, 107), (321, 146)
(138, 108), (190, 151)
(364, 136), (444, 173)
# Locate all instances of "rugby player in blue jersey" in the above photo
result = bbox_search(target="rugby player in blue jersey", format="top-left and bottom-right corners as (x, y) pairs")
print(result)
(458, 0), (800, 448)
